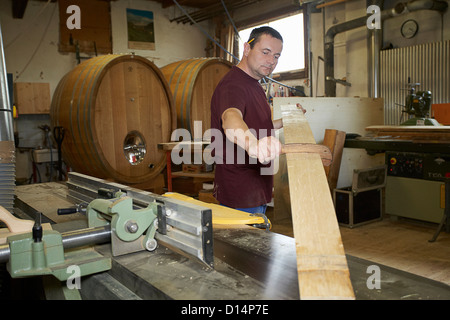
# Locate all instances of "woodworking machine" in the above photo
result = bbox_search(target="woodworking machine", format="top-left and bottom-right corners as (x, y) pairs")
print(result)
(400, 84), (439, 126)
(0, 172), (214, 286)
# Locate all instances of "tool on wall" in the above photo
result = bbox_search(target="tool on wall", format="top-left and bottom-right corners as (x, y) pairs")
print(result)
(53, 126), (65, 181)
(37, 124), (54, 181)
(325, 75), (351, 87)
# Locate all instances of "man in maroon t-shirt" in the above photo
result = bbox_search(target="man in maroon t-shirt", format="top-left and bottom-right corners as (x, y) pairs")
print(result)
(210, 27), (284, 214)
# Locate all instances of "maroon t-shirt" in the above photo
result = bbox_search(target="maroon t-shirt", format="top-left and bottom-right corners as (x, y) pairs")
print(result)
(210, 66), (274, 208)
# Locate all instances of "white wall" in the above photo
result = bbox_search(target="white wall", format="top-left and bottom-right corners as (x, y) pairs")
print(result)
(1, 1), (75, 95)
(0, 0), (212, 181)
(273, 97), (385, 188)
(110, 0), (209, 68)
(1, 0), (210, 96)
(308, 0), (450, 98)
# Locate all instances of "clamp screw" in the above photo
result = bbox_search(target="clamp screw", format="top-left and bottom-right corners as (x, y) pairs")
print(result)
(145, 239), (157, 251)
(125, 220), (139, 233)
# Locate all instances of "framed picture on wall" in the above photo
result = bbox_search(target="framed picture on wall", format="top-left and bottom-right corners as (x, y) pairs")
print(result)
(127, 8), (155, 50)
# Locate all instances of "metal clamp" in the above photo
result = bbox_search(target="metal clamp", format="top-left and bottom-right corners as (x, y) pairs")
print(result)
(250, 213), (271, 231)
(87, 195), (160, 256)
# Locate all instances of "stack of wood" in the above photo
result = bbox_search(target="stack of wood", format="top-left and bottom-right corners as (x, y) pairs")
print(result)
(366, 125), (450, 142)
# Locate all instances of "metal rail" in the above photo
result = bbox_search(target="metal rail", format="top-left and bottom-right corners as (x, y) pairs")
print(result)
(0, 225), (111, 264)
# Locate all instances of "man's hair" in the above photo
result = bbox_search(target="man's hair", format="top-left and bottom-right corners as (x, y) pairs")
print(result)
(247, 26), (283, 49)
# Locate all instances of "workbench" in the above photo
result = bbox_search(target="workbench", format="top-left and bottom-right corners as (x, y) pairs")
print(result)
(344, 136), (450, 155)
(345, 124), (450, 154)
(6, 181), (450, 300)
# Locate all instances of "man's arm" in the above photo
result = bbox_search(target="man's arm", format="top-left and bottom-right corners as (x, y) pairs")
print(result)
(221, 108), (281, 163)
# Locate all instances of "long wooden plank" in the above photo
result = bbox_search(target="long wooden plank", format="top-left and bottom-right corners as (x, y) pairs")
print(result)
(281, 105), (355, 300)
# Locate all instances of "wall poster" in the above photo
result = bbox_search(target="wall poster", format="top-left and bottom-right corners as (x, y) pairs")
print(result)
(127, 9), (155, 50)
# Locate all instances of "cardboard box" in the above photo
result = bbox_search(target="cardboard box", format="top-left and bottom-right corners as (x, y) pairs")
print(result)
(182, 163), (213, 174)
(172, 177), (204, 196)
(198, 189), (219, 204)
(432, 103), (450, 125)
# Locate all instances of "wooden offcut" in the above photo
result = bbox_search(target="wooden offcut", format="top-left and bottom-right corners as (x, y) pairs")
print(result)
(323, 129), (346, 191)
(0, 205), (53, 245)
(366, 125), (450, 142)
(14, 82), (51, 114)
(281, 105), (355, 300)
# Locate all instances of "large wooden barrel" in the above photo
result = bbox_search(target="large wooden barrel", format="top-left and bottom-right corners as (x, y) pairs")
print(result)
(161, 58), (232, 137)
(50, 54), (176, 184)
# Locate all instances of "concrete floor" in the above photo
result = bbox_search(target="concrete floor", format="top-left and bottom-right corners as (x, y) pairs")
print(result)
(269, 208), (450, 299)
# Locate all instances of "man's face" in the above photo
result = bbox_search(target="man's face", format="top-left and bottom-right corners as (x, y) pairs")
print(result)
(243, 33), (283, 80)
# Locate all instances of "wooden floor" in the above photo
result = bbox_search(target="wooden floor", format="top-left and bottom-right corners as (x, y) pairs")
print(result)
(270, 213), (450, 287)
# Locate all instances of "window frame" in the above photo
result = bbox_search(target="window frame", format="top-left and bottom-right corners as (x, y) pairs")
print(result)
(235, 6), (309, 81)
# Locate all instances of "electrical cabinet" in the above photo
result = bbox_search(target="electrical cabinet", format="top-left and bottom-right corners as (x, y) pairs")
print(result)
(385, 151), (447, 223)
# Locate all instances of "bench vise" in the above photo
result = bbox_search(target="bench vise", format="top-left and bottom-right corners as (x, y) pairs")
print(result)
(1, 211), (111, 282)
(86, 192), (161, 256)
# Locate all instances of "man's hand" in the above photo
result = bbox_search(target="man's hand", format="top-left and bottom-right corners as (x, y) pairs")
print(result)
(297, 103), (306, 114)
(222, 108), (282, 163)
(247, 136), (282, 164)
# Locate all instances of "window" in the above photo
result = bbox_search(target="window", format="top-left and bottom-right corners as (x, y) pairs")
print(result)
(238, 12), (306, 79)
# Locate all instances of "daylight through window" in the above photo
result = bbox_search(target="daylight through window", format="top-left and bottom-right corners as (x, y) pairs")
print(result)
(238, 13), (305, 74)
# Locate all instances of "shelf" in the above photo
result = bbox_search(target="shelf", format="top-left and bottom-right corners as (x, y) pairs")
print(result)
(171, 171), (215, 179)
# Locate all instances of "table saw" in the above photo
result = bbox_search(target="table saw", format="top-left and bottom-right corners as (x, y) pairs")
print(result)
(1, 172), (450, 300)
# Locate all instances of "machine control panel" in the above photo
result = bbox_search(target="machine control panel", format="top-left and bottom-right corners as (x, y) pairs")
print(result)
(386, 151), (450, 181)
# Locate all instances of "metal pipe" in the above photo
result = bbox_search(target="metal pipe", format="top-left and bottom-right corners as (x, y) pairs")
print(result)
(61, 225), (111, 249)
(0, 244), (9, 264)
(405, 0), (448, 11)
(0, 19), (13, 142)
(0, 225), (111, 264)
(371, 28), (381, 97)
(324, 0), (448, 97)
